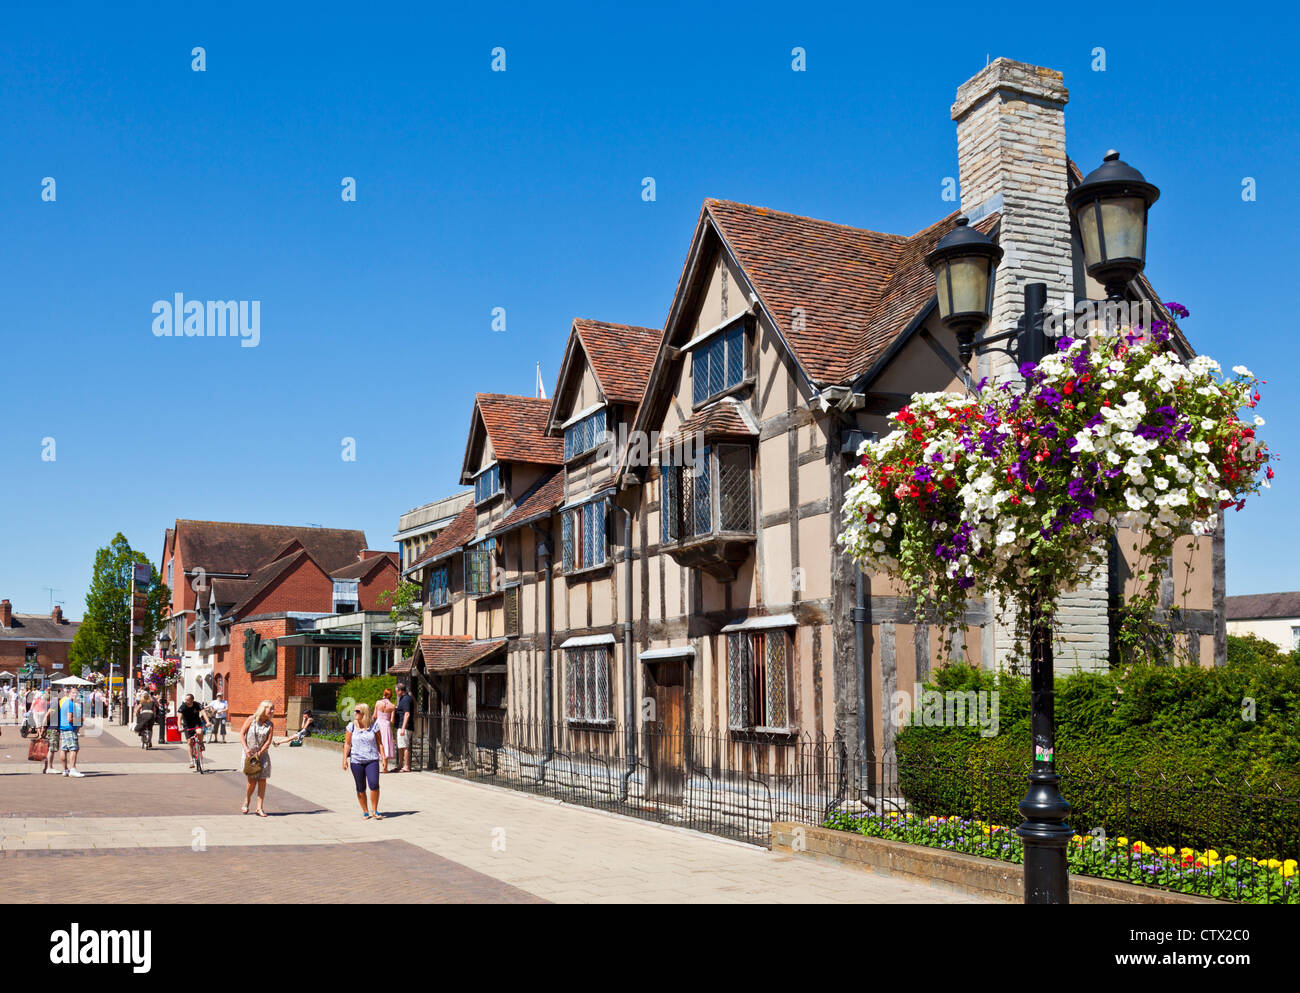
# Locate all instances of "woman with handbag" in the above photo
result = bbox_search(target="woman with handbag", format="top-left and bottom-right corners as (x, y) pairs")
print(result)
(31, 692), (58, 773)
(240, 700), (276, 817)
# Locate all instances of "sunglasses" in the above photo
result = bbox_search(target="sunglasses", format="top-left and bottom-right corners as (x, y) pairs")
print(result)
(354, 709), (363, 713)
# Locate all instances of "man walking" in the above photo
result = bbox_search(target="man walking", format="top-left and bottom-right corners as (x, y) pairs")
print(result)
(58, 688), (85, 777)
(210, 694), (229, 743)
(394, 683), (414, 773)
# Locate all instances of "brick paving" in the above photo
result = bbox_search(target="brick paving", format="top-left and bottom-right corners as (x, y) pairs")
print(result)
(0, 721), (987, 903)
(0, 841), (545, 904)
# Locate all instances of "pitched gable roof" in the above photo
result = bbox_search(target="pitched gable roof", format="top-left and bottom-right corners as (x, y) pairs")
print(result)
(704, 198), (910, 385)
(405, 503), (478, 574)
(573, 319), (662, 406)
(329, 553), (399, 582)
(400, 635), (508, 674)
(490, 469), (566, 537)
(546, 319), (662, 434)
(172, 520), (367, 577)
(228, 549), (327, 617)
(460, 394), (564, 483)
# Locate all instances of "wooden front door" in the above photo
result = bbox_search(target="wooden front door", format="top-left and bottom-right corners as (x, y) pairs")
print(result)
(644, 659), (686, 803)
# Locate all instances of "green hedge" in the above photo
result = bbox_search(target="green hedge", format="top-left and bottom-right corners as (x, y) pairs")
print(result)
(332, 674), (397, 722)
(893, 636), (1300, 861)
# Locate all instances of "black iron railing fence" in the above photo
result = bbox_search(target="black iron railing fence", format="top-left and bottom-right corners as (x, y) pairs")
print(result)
(410, 712), (1298, 902)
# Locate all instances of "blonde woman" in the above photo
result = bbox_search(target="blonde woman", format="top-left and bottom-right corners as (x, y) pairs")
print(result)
(342, 702), (387, 819)
(239, 700), (276, 817)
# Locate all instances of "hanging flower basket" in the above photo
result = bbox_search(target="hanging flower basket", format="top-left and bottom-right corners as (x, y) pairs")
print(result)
(839, 311), (1273, 658)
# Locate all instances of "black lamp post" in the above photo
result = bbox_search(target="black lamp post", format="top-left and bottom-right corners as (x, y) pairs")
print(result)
(157, 631), (171, 744)
(925, 152), (1159, 905)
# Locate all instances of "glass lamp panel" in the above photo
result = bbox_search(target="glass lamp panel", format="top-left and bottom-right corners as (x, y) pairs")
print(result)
(947, 256), (991, 317)
(1098, 196), (1146, 262)
(933, 260), (953, 318)
(1077, 199), (1102, 270)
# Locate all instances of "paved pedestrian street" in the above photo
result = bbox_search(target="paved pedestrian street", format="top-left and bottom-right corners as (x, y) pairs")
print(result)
(0, 720), (985, 904)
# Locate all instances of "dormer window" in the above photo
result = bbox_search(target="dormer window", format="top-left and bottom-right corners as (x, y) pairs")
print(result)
(474, 463), (501, 504)
(692, 324), (746, 406)
(563, 406), (607, 461)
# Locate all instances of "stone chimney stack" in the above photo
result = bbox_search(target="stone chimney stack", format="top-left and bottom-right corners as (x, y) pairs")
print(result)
(953, 59), (1109, 672)
(0, 600), (11, 627)
(52, 605), (63, 624)
(952, 58), (1074, 385)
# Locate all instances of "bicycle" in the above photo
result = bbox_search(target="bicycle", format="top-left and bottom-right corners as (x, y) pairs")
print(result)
(137, 713), (155, 750)
(183, 724), (208, 773)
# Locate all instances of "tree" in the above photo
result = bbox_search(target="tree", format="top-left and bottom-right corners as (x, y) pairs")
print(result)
(377, 580), (422, 655)
(69, 533), (171, 677)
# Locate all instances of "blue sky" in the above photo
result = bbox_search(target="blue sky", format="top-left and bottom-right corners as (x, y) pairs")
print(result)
(2, 3), (1296, 619)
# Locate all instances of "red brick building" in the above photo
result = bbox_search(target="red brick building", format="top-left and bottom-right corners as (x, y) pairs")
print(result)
(159, 520), (400, 723)
(0, 601), (80, 686)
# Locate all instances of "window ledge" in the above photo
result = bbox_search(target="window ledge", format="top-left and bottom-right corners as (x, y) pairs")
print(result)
(730, 726), (799, 742)
(566, 719), (616, 730)
(563, 561), (613, 582)
(693, 376), (755, 412)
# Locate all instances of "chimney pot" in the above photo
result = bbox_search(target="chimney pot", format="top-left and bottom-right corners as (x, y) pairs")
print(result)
(52, 605), (63, 623)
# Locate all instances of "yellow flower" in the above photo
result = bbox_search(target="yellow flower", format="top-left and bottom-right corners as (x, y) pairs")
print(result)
(1283, 860), (1298, 878)
(1204, 849), (1219, 861)
(1117, 837), (1129, 847)
(1158, 846), (1176, 856)
(1179, 847), (1195, 859)
(1223, 854), (1237, 862)
(1133, 841), (1153, 855)
(1266, 859), (1283, 869)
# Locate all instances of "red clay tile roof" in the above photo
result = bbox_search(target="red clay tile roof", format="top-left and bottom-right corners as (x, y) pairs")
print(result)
(407, 636), (508, 674)
(705, 200), (996, 385)
(664, 398), (758, 448)
(490, 469), (565, 537)
(573, 319), (662, 406)
(406, 503), (478, 573)
(476, 394), (564, 465)
(1226, 592), (1300, 621)
(173, 520), (367, 577)
(329, 554), (398, 582)
(229, 549), (325, 617)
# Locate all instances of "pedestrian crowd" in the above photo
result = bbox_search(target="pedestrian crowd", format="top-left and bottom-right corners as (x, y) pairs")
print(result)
(7, 679), (422, 822)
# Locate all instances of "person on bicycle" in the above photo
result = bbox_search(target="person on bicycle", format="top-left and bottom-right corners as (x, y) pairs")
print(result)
(178, 693), (208, 769)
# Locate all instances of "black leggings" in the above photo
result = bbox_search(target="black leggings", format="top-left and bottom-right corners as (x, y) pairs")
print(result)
(350, 760), (379, 793)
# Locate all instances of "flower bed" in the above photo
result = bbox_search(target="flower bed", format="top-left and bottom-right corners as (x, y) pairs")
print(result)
(823, 810), (1298, 904)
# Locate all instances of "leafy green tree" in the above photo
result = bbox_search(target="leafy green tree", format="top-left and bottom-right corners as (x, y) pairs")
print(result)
(69, 533), (170, 676)
(377, 580), (422, 655)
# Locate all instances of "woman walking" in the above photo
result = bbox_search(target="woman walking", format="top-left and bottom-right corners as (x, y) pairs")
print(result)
(372, 689), (396, 773)
(239, 700), (276, 817)
(33, 691), (58, 774)
(343, 703), (387, 819)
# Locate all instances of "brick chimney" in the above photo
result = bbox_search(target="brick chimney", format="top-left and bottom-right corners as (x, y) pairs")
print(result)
(52, 605), (63, 624)
(0, 600), (10, 627)
(952, 59), (1109, 672)
(952, 58), (1073, 386)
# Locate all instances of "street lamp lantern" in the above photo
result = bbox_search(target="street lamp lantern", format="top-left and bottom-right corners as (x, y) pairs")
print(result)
(1065, 150), (1160, 301)
(925, 216), (1003, 366)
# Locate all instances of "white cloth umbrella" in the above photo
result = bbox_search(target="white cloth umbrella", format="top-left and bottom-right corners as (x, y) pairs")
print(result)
(50, 675), (95, 687)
